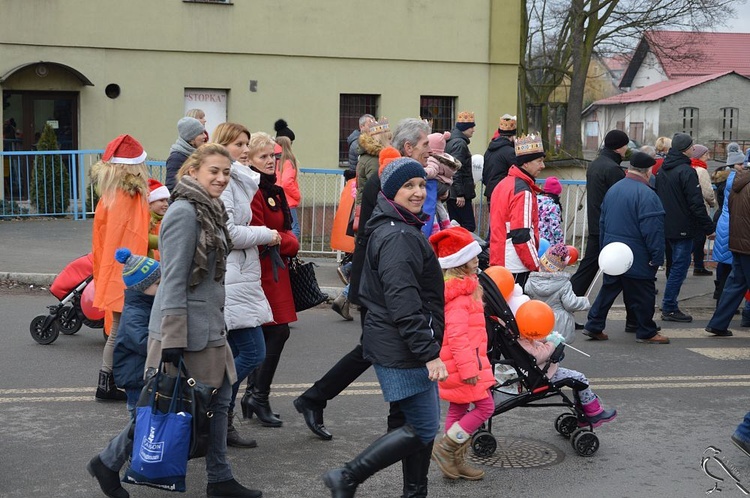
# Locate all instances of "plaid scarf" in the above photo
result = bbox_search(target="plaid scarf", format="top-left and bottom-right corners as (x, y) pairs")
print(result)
(171, 175), (232, 287)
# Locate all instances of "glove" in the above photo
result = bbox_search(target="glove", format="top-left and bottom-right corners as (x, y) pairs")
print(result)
(545, 331), (565, 347)
(161, 347), (184, 367)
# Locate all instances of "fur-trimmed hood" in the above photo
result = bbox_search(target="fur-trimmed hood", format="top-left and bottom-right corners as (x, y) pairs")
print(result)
(358, 132), (385, 157)
(444, 274), (479, 302)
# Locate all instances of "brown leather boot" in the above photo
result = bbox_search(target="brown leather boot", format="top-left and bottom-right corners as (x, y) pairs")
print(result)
(454, 441), (484, 480)
(430, 435), (460, 479)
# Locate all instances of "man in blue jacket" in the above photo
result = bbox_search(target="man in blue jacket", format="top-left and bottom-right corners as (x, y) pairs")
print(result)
(655, 133), (715, 323)
(583, 152), (670, 344)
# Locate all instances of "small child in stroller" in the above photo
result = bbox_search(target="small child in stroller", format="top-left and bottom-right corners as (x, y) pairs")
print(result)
(429, 227), (496, 480)
(517, 308), (616, 428)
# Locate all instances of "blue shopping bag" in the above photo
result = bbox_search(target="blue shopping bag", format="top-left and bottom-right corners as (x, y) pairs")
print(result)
(123, 363), (192, 492)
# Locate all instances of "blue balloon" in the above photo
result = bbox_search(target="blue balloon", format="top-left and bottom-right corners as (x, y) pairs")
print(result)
(538, 238), (550, 258)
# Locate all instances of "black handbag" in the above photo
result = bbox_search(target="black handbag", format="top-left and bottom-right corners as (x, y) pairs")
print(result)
(135, 360), (217, 459)
(288, 256), (329, 312)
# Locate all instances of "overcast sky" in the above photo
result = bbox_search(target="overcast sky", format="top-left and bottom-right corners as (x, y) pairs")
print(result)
(724, 0), (750, 32)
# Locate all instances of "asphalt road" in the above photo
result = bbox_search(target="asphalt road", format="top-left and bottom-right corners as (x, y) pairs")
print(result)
(2, 286), (750, 498)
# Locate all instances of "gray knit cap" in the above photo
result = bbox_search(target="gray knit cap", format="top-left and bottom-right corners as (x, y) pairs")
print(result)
(177, 117), (205, 143)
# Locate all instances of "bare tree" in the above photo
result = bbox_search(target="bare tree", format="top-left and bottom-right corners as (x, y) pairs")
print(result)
(524, 0), (741, 158)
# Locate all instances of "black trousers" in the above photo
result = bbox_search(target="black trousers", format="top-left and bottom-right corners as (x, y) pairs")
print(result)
(570, 234), (601, 296)
(693, 233), (707, 270)
(585, 274), (658, 340)
(447, 198), (476, 233)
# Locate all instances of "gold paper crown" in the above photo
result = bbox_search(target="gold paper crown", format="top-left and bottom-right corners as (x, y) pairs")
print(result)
(368, 117), (390, 136)
(498, 114), (517, 131)
(457, 111), (475, 123)
(515, 133), (544, 156)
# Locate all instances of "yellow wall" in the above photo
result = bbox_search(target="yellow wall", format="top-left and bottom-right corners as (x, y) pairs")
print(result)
(1, 0), (521, 166)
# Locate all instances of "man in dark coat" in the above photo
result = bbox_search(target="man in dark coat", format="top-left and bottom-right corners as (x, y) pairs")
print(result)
(347, 114), (375, 170)
(482, 114), (517, 205)
(445, 111), (476, 232)
(656, 132), (715, 323)
(584, 152), (669, 344)
(570, 129), (629, 297)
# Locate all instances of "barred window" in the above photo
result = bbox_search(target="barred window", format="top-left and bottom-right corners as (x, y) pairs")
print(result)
(680, 107), (698, 136)
(339, 94), (379, 166)
(722, 107), (739, 141)
(420, 96), (455, 134)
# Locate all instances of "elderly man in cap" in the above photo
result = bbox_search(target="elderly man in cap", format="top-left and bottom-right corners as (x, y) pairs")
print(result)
(584, 152), (669, 343)
(655, 132), (715, 323)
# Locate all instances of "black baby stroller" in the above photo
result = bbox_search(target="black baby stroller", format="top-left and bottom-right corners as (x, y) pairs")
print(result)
(471, 271), (601, 457)
(30, 253), (104, 345)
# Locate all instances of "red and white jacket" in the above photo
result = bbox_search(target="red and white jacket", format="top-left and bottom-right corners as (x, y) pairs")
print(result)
(489, 165), (541, 272)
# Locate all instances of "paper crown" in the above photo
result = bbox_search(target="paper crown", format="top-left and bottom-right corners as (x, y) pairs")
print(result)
(498, 114), (517, 131)
(515, 133), (544, 157)
(457, 111), (475, 123)
(368, 117), (390, 136)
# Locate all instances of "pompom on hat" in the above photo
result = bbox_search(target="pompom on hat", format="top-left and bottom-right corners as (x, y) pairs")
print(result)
(102, 135), (147, 165)
(115, 247), (160, 292)
(380, 157), (425, 200)
(177, 117), (205, 143)
(378, 146), (401, 176)
(427, 131), (451, 155)
(274, 119), (295, 142)
(148, 178), (170, 203)
(539, 243), (569, 273)
(543, 176), (562, 196)
(726, 142), (745, 166)
(429, 226), (482, 269)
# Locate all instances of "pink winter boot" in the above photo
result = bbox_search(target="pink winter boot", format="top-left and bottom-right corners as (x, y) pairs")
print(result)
(580, 397), (617, 428)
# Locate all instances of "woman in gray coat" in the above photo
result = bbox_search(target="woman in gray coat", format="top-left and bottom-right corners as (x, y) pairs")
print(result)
(215, 123), (281, 448)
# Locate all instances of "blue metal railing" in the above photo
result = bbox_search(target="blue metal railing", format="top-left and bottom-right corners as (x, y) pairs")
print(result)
(1, 149), (593, 255)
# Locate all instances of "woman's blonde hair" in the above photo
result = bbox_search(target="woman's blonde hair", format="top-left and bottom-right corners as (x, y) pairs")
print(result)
(655, 136), (672, 153)
(90, 161), (149, 207)
(248, 131), (276, 158)
(185, 108), (205, 120)
(212, 122), (251, 147)
(276, 136), (298, 176)
(176, 143), (233, 180)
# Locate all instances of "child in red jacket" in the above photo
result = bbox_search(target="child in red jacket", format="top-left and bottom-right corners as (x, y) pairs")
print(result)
(429, 227), (496, 480)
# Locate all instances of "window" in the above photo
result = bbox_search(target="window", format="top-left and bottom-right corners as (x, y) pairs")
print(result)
(628, 122), (644, 144)
(339, 94), (379, 166)
(722, 107), (739, 140)
(680, 107), (698, 136)
(420, 96), (455, 134)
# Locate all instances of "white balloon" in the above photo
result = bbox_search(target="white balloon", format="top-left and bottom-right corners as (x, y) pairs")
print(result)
(598, 242), (634, 276)
(471, 154), (484, 183)
(507, 283), (530, 315)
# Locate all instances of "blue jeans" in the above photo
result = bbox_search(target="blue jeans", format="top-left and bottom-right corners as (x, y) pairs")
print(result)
(393, 383), (441, 445)
(735, 411), (750, 443)
(290, 207), (300, 241)
(708, 253), (750, 331)
(228, 326), (266, 412)
(662, 238), (693, 313)
(125, 388), (141, 420)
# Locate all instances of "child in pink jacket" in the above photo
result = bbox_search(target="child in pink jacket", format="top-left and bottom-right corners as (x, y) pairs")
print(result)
(429, 227), (495, 480)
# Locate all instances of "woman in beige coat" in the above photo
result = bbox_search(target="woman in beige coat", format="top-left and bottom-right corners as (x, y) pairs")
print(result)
(691, 144), (717, 276)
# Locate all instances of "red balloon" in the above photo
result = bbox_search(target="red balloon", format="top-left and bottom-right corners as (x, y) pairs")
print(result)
(484, 266), (515, 300)
(515, 300), (555, 340)
(567, 246), (579, 265)
(81, 281), (105, 321)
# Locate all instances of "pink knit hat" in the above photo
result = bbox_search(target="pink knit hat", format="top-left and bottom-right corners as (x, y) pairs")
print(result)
(543, 176), (562, 196)
(427, 131), (450, 155)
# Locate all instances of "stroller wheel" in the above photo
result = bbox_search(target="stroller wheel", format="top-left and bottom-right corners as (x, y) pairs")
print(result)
(570, 428), (599, 457)
(58, 306), (83, 335)
(30, 315), (60, 345)
(554, 413), (579, 438)
(471, 430), (497, 458)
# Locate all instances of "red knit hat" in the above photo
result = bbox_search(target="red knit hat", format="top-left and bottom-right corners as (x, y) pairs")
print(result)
(378, 146), (402, 176)
(148, 178), (170, 203)
(429, 226), (482, 269)
(102, 134), (147, 164)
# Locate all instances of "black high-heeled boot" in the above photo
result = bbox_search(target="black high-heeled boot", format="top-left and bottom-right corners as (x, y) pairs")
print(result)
(245, 391), (282, 427)
(241, 369), (279, 420)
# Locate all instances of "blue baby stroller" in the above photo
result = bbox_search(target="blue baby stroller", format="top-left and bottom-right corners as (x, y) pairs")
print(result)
(472, 271), (602, 457)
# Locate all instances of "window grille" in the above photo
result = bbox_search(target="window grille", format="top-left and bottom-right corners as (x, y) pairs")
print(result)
(680, 107), (698, 136)
(339, 94), (379, 166)
(721, 107), (739, 141)
(420, 96), (456, 134)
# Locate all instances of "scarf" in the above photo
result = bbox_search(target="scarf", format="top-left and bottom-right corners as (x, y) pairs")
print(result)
(170, 175), (232, 287)
(170, 137), (196, 157)
(252, 168), (293, 231)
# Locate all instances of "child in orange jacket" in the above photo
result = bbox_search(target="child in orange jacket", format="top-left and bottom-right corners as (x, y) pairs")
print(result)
(429, 227), (495, 480)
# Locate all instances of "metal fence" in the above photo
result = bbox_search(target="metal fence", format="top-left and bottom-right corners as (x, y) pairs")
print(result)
(0, 149), (597, 256)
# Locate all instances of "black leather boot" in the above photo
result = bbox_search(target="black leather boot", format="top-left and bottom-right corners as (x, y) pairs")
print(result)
(95, 369), (127, 402)
(87, 455), (129, 498)
(245, 391), (282, 427)
(206, 478), (262, 497)
(322, 426), (424, 498)
(401, 440), (432, 497)
(227, 411), (257, 448)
